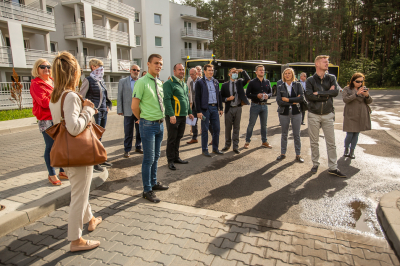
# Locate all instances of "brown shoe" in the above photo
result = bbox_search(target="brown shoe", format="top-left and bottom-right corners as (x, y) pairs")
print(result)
(209, 141), (213, 146)
(70, 240), (100, 252)
(135, 149), (144, 154)
(123, 152), (130, 158)
(187, 139), (198, 144)
(244, 143), (250, 149)
(262, 142), (272, 149)
(59, 172), (69, 180)
(88, 217), (102, 232)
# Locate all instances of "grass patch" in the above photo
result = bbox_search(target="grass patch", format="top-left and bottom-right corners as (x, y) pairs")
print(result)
(0, 108), (35, 121)
(369, 87), (400, 90)
(111, 100), (117, 106)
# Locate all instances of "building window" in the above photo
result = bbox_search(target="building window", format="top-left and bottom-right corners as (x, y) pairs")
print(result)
(23, 40), (30, 49)
(136, 36), (141, 46)
(154, 14), (161, 24)
(46, 6), (53, 14)
(50, 42), (58, 53)
(184, 21), (192, 29)
(134, 58), (142, 68)
(135, 12), (140, 23)
(155, 37), (162, 47)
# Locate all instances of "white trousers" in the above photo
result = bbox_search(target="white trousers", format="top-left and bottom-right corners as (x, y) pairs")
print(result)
(64, 165), (94, 241)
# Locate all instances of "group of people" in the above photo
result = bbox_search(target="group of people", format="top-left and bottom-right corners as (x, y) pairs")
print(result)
(27, 51), (373, 252)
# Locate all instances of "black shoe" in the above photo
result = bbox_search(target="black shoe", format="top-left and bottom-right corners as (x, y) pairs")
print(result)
(142, 191), (160, 203)
(328, 169), (347, 178)
(295, 156), (304, 163)
(233, 149), (240, 154)
(277, 155), (286, 160)
(94, 164), (104, 172)
(349, 149), (355, 159)
(212, 150), (224, 155)
(174, 158), (188, 164)
(301, 122), (306, 125)
(152, 182), (169, 191)
(168, 163), (176, 170)
(135, 148), (143, 154)
(311, 165), (318, 174)
(100, 161), (112, 167)
(344, 148), (350, 157)
(221, 146), (230, 152)
(202, 151), (212, 157)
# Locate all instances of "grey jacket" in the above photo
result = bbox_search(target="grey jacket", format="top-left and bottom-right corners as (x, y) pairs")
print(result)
(117, 76), (135, 116)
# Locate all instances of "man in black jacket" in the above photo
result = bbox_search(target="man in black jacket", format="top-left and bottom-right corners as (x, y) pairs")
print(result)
(305, 55), (346, 178)
(220, 68), (250, 154)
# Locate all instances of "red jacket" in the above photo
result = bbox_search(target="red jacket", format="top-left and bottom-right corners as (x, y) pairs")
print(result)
(30, 77), (54, 121)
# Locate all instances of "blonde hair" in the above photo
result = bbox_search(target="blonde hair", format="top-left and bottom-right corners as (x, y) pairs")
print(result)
(89, 58), (103, 70)
(314, 55), (329, 63)
(50, 51), (81, 103)
(31, 58), (51, 78)
(282, 68), (296, 83)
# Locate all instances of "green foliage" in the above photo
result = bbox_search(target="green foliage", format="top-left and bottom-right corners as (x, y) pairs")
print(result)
(383, 55), (400, 86)
(0, 108), (34, 121)
(338, 58), (382, 87)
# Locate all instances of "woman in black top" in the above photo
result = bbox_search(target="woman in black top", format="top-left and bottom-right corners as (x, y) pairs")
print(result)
(276, 68), (305, 162)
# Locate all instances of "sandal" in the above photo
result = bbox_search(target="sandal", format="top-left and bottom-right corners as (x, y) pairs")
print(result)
(0, 205), (5, 211)
(48, 176), (62, 186)
(70, 240), (100, 252)
(59, 172), (69, 180)
(88, 217), (102, 232)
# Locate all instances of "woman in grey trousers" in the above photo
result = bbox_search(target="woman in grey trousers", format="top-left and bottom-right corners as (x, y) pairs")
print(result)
(276, 68), (305, 162)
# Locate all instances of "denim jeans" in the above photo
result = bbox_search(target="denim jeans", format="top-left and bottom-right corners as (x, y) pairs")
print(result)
(139, 118), (164, 192)
(344, 132), (360, 149)
(201, 105), (220, 152)
(42, 131), (64, 176)
(245, 103), (268, 143)
(124, 115), (141, 152)
(94, 110), (108, 141)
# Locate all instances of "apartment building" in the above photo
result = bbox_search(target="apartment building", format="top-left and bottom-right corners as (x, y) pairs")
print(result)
(0, 0), (213, 83)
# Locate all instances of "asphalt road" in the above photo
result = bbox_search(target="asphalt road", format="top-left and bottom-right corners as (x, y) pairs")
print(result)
(99, 90), (400, 238)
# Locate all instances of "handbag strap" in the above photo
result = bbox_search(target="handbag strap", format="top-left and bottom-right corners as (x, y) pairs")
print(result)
(60, 91), (84, 120)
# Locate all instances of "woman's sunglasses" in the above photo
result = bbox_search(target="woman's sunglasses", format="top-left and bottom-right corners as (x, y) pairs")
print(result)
(354, 80), (363, 84)
(39, 65), (51, 70)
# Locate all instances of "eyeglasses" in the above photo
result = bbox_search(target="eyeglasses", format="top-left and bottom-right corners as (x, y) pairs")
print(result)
(354, 80), (363, 83)
(39, 65), (51, 69)
(131, 69), (140, 72)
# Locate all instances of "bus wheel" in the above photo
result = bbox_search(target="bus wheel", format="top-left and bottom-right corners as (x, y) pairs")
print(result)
(272, 85), (277, 96)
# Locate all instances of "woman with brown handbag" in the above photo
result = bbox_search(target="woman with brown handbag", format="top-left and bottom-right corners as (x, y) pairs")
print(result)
(49, 51), (102, 252)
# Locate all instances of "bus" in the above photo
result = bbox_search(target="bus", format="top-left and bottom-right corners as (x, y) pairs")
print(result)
(185, 58), (339, 96)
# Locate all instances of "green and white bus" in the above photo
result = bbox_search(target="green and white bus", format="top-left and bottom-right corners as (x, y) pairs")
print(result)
(185, 58), (339, 96)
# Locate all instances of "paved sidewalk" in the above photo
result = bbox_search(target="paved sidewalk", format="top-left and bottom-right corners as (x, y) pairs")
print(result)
(0, 190), (398, 266)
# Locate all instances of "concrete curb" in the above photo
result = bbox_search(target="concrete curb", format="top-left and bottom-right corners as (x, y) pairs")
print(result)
(377, 190), (400, 256)
(0, 168), (109, 238)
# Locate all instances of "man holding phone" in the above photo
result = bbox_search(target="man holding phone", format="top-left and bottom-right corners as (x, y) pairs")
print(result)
(195, 64), (223, 157)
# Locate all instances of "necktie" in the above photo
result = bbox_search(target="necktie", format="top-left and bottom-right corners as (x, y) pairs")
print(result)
(151, 77), (164, 113)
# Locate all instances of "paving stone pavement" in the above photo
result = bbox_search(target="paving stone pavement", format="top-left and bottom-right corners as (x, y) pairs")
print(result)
(0, 190), (399, 266)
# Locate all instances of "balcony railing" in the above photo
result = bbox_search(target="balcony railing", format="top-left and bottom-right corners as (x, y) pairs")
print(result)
(61, 0), (135, 19)
(64, 22), (130, 46)
(0, 0), (55, 30)
(181, 49), (213, 59)
(181, 28), (213, 40)
(25, 49), (58, 66)
(0, 81), (120, 110)
(77, 55), (111, 71)
(0, 46), (12, 67)
(118, 59), (137, 72)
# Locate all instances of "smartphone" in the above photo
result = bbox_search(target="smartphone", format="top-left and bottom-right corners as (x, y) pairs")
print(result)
(201, 115), (206, 121)
(363, 86), (369, 92)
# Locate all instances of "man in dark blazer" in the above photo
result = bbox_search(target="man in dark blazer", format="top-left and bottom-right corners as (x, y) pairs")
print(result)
(195, 64), (223, 157)
(220, 68), (250, 154)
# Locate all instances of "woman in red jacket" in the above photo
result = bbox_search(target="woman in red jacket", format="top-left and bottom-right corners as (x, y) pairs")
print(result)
(30, 58), (68, 185)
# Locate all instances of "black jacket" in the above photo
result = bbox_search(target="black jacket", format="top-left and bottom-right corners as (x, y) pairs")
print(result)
(305, 73), (339, 115)
(246, 78), (272, 103)
(195, 77), (223, 112)
(276, 82), (304, 115)
(85, 76), (112, 112)
(220, 71), (250, 114)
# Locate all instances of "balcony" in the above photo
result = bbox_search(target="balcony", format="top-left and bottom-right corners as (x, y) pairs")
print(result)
(64, 22), (131, 46)
(181, 28), (213, 41)
(61, 0), (135, 19)
(0, 0), (55, 31)
(25, 49), (58, 67)
(181, 49), (213, 59)
(0, 47), (12, 67)
(77, 55), (111, 72)
(118, 59), (136, 72)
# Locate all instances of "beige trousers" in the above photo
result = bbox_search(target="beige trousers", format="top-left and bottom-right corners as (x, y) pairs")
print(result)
(308, 112), (337, 170)
(64, 165), (94, 241)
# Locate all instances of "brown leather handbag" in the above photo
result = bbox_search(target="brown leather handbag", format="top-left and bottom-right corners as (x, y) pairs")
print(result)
(46, 91), (107, 167)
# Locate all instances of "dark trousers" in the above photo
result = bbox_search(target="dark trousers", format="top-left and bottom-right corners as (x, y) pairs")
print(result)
(225, 106), (242, 150)
(191, 119), (198, 140)
(302, 111), (306, 123)
(124, 115), (142, 153)
(201, 105), (220, 152)
(166, 116), (186, 163)
(94, 110), (108, 141)
(42, 131), (64, 176)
